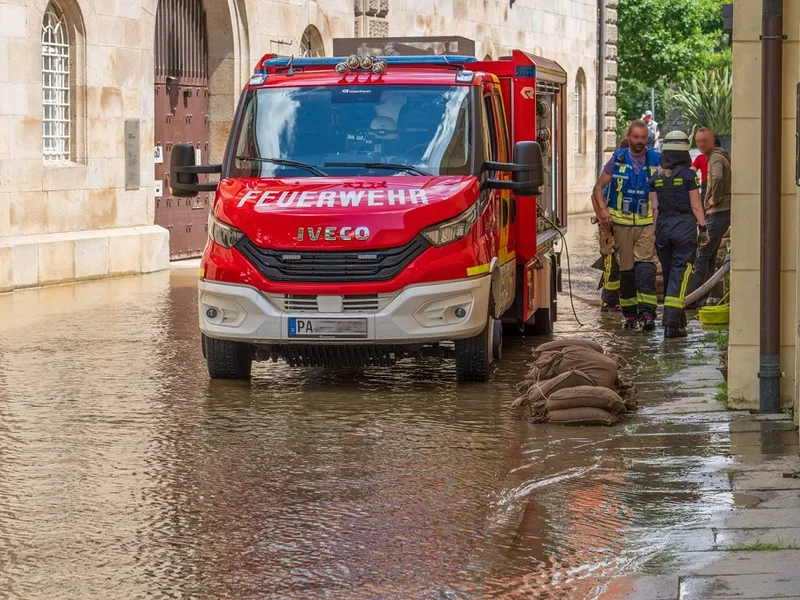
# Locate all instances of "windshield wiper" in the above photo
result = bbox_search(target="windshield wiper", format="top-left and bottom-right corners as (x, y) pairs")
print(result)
(235, 156), (327, 177)
(323, 162), (431, 176)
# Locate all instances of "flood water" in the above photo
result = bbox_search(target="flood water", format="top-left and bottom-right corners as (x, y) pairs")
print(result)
(0, 216), (742, 599)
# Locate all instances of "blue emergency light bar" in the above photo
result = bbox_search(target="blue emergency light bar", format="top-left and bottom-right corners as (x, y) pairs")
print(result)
(257, 55), (478, 72)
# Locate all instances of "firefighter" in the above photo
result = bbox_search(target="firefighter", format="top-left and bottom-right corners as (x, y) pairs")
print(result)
(592, 120), (660, 331)
(649, 131), (709, 338)
(597, 138), (629, 312)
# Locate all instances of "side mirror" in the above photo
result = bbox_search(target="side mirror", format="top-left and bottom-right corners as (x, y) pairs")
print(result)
(512, 141), (545, 195)
(485, 141), (545, 196)
(169, 143), (222, 198)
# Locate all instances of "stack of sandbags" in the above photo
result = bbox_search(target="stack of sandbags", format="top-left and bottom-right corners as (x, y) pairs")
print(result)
(514, 338), (638, 425)
(546, 387), (626, 425)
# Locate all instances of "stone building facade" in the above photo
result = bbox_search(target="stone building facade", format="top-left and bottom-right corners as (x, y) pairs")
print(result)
(728, 0), (799, 416)
(0, 0), (616, 291)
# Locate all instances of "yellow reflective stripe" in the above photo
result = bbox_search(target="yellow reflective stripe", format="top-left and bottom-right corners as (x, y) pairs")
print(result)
(620, 297), (638, 307)
(467, 263), (491, 276)
(199, 267), (205, 278)
(638, 293), (658, 305)
(679, 263), (693, 301)
(664, 296), (684, 309)
(603, 254), (620, 290)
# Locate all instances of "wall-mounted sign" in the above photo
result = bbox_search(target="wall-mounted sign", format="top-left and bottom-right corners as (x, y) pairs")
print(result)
(125, 119), (141, 191)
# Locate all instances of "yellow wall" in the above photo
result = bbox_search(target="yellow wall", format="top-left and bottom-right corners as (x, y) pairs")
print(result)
(729, 0), (799, 410)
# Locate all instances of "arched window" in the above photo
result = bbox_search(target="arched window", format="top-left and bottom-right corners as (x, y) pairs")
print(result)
(300, 26), (324, 58)
(42, 2), (71, 161)
(574, 68), (587, 154)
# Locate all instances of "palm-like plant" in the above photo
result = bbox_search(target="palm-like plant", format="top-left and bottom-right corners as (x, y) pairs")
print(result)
(671, 67), (732, 136)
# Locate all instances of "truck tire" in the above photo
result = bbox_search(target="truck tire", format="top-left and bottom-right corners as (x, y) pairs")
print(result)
(203, 334), (253, 379)
(455, 317), (500, 383)
(529, 307), (554, 335)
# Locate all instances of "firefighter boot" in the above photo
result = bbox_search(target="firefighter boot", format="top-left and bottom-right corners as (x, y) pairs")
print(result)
(665, 325), (688, 339)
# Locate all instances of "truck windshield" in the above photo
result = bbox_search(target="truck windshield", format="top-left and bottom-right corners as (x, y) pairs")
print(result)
(230, 85), (471, 178)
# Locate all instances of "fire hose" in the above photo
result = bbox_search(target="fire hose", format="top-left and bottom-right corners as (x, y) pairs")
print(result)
(684, 254), (730, 307)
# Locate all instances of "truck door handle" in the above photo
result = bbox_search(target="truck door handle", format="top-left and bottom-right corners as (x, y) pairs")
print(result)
(510, 197), (517, 224)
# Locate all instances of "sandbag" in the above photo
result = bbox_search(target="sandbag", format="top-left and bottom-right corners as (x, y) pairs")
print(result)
(534, 338), (605, 356)
(529, 346), (618, 388)
(546, 386), (626, 415)
(512, 369), (595, 409)
(615, 376), (638, 412)
(547, 407), (617, 426)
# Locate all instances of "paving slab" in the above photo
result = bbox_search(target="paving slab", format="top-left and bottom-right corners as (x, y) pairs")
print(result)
(715, 527), (800, 549)
(680, 573), (800, 599)
(666, 365), (724, 383)
(689, 550), (800, 575)
(597, 575), (679, 599)
(734, 457), (800, 472)
(734, 472), (800, 491)
(734, 447), (800, 462)
(752, 490), (800, 509)
(722, 509), (800, 529)
(729, 420), (797, 433)
(641, 401), (729, 415)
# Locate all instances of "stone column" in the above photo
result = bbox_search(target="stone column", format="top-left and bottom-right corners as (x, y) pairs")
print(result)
(603, 0), (619, 161)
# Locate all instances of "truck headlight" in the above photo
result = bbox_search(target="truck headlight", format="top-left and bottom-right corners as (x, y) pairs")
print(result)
(208, 213), (244, 248)
(421, 202), (480, 247)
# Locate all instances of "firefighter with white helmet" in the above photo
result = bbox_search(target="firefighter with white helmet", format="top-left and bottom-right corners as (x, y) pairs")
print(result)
(649, 130), (709, 338)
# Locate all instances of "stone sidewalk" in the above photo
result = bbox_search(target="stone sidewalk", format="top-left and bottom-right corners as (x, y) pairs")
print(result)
(599, 352), (800, 599)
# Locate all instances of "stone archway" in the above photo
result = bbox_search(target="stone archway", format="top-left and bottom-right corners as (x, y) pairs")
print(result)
(480, 38), (497, 61)
(200, 0), (250, 163)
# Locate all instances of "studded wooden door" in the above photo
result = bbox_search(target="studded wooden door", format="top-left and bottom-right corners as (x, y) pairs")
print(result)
(154, 0), (211, 259)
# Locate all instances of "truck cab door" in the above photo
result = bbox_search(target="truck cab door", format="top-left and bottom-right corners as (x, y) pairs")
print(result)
(482, 81), (516, 316)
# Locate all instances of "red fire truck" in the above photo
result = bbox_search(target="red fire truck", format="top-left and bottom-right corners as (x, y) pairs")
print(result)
(170, 38), (568, 382)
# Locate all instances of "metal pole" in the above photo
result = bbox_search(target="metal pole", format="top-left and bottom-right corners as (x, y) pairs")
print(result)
(596, 0), (606, 176)
(759, 0), (783, 413)
(650, 88), (655, 119)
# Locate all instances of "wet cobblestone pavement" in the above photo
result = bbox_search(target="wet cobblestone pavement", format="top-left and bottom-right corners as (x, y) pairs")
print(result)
(0, 215), (797, 599)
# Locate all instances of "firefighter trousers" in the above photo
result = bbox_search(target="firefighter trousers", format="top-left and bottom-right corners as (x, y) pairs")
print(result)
(601, 253), (620, 306)
(656, 214), (697, 328)
(614, 225), (658, 319)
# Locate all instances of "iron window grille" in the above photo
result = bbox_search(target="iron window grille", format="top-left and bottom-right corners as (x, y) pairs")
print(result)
(42, 2), (71, 162)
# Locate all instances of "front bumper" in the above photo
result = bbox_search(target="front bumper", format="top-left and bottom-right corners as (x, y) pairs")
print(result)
(198, 276), (492, 344)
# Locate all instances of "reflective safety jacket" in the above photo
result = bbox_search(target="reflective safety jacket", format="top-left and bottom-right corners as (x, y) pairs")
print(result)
(604, 148), (661, 226)
(650, 167), (700, 216)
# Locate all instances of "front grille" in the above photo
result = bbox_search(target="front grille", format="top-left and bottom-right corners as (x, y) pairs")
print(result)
(280, 345), (401, 367)
(237, 236), (429, 283)
(266, 293), (395, 313)
(273, 295), (318, 312)
(342, 294), (393, 312)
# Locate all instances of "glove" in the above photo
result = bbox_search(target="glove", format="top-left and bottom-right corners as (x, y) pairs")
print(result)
(698, 226), (710, 247)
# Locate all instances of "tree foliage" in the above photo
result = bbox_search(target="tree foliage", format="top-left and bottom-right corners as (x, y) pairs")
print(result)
(671, 67), (732, 136)
(617, 0), (730, 131)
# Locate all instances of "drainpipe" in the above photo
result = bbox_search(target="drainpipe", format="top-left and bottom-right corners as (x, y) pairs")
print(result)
(596, 0), (606, 176)
(759, 0), (784, 413)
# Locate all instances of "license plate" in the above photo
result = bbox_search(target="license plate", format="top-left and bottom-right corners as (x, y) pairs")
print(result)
(288, 317), (368, 339)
